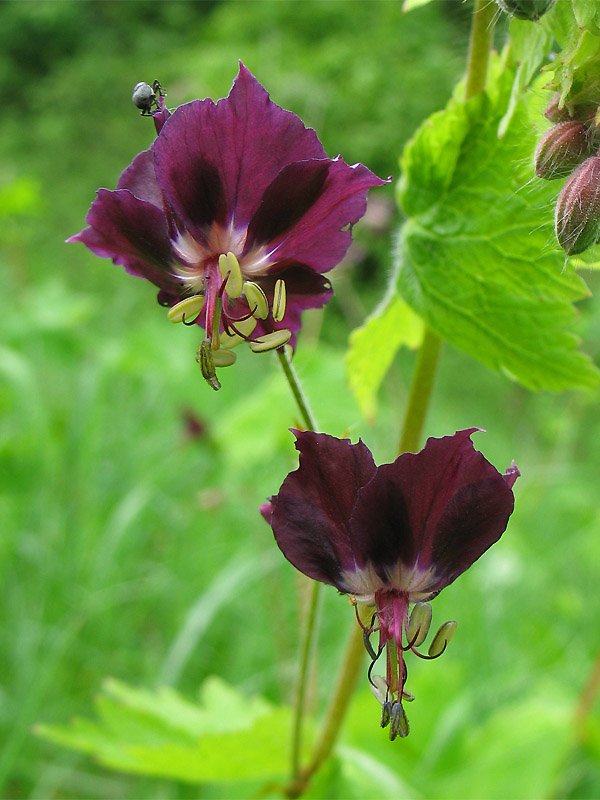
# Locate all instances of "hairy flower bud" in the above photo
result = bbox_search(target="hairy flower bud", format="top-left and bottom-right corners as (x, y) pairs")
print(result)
(535, 122), (592, 180)
(544, 94), (572, 124)
(495, 0), (556, 20)
(555, 155), (600, 255)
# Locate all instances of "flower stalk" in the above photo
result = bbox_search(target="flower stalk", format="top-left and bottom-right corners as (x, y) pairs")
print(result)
(277, 348), (318, 433)
(278, 3), (499, 796)
(275, 346), (322, 784)
(398, 327), (443, 456)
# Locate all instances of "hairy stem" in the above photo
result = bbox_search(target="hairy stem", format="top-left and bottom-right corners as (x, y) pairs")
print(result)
(277, 347), (318, 432)
(276, 347), (322, 782)
(291, 580), (322, 776)
(284, 619), (365, 798)
(465, 0), (496, 101)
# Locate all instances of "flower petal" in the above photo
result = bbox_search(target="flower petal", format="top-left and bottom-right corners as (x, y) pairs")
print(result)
(153, 63), (327, 239)
(270, 431), (377, 589)
(248, 157), (388, 273)
(117, 149), (164, 208)
(68, 189), (176, 292)
(349, 430), (516, 591)
(246, 160), (331, 245)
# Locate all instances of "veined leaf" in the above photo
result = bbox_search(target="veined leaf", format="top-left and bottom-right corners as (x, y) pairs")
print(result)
(395, 66), (598, 391)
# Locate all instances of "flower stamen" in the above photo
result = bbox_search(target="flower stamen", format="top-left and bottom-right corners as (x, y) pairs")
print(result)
(244, 281), (269, 320)
(248, 329), (292, 352)
(218, 251), (243, 299)
(212, 349), (237, 367)
(196, 339), (220, 391)
(272, 278), (287, 322)
(167, 294), (205, 324)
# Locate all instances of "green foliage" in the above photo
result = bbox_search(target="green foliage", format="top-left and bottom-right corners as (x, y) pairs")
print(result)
(395, 64), (598, 391)
(3, 1), (600, 798)
(346, 296), (423, 420)
(36, 677), (293, 784)
(534, 0), (600, 108)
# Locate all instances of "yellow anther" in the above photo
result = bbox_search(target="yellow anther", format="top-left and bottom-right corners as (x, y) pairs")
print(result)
(428, 620), (457, 658)
(167, 294), (205, 323)
(219, 331), (242, 350)
(219, 316), (257, 350)
(212, 349), (237, 367)
(196, 339), (220, 391)
(243, 281), (269, 320)
(249, 328), (292, 353)
(272, 278), (286, 322)
(407, 602), (432, 647)
(235, 316), (258, 337)
(218, 252), (243, 299)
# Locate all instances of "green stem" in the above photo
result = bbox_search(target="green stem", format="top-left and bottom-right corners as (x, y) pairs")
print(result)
(277, 347), (318, 432)
(465, 0), (496, 101)
(284, 620), (366, 799)
(398, 327), (443, 455)
(276, 347), (322, 782)
(291, 580), (322, 776)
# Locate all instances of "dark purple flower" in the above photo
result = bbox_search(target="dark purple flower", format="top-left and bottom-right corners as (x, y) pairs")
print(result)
(262, 429), (519, 738)
(69, 64), (387, 389)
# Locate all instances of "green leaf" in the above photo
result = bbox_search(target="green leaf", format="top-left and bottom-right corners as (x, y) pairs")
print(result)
(573, 0), (600, 36)
(395, 65), (599, 392)
(499, 17), (554, 136)
(346, 295), (423, 420)
(36, 677), (294, 784)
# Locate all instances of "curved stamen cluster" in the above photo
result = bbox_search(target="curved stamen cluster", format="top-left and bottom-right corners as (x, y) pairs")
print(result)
(353, 595), (457, 740)
(167, 251), (291, 390)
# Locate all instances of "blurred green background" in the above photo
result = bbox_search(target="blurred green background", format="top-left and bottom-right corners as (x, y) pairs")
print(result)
(1, 1), (600, 798)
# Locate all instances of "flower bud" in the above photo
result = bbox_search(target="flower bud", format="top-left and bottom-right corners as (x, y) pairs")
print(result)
(555, 155), (600, 255)
(495, 0), (556, 20)
(535, 122), (592, 180)
(544, 94), (571, 125)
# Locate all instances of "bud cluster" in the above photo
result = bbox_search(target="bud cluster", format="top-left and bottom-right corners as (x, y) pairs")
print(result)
(495, 0), (556, 22)
(535, 95), (600, 256)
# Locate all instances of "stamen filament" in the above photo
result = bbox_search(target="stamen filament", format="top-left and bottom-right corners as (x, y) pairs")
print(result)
(211, 296), (222, 350)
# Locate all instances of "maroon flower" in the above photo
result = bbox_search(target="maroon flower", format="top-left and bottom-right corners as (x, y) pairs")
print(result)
(69, 64), (386, 389)
(262, 429), (519, 738)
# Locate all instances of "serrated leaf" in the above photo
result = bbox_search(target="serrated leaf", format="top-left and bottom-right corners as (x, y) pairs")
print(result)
(395, 65), (598, 392)
(36, 676), (294, 784)
(499, 18), (554, 136)
(346, 295), (423, 420)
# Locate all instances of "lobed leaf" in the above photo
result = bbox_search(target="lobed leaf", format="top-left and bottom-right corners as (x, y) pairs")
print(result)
(36, 676), (293, 784)
(346, 294), (423, 420)
(394, 65), (599, 391)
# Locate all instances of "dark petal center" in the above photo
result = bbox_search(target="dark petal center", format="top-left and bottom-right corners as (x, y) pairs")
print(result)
(246, 160), (330, 246)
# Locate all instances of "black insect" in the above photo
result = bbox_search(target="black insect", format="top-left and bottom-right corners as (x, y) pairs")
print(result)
(132, 80), (166, 116)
